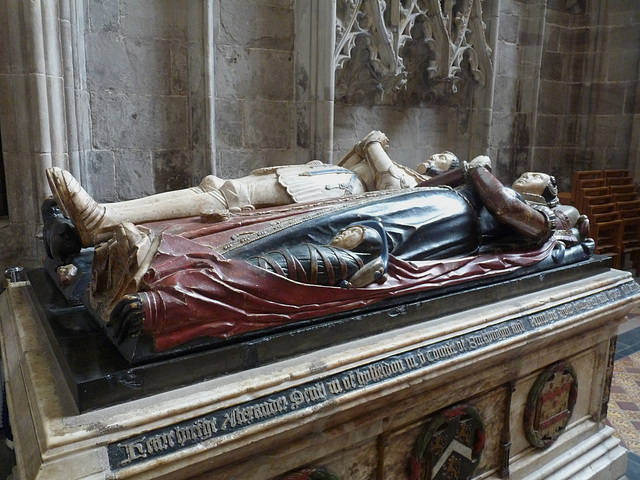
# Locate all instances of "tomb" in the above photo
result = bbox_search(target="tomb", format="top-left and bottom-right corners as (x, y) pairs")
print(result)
(1, 255), (636, 479)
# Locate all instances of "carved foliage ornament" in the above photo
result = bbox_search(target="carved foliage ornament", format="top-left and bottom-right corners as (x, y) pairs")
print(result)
(335, 0), (492, 102)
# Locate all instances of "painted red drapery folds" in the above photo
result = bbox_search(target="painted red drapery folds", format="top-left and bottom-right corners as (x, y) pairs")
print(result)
(134, 191), (559, 352)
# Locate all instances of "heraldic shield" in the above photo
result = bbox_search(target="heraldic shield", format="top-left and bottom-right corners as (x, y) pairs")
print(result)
(524, 361), (578, 448)
(409, 404), (485, 480)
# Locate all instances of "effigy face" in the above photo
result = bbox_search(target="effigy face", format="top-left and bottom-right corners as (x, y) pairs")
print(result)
(417, 151), (459, 176)
(512, 172), (553, 196)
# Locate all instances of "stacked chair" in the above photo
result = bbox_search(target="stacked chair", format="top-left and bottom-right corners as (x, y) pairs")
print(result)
(569, 170), (639, 271)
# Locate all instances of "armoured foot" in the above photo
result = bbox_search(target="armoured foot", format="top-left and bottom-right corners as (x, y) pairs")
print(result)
(46, 167), (108, 247)
(41, 197), (82, 263)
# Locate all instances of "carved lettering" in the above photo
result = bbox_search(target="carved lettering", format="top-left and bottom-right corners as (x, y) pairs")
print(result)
(622, 282), (640, 295)
(341, 373), (356, 390)
(530, 310), (560, 328)
(510, 321), (526, 334)
(146, 431), (176, 454)
(175, 418), (218, 445)
(222, 397), (287, 430)
(290, 383), (327, 410)
(556, 304), (575, 317)
(607, 289), (622, 301)
(355, 360), (407, 386)
(405, 354), (419, 369)
(425, 342), (458, 361)
(417, 351), (427, 364)
(466, 325), (514, 350)
(118, 438), (148, 466)
(326, 379), (343, 394)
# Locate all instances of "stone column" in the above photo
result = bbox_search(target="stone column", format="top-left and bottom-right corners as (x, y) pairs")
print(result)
(294, 0), (336, 163)
(0, 0), (73, 263)
(58, 0), (92, 189)
(187, 0), (217, 183)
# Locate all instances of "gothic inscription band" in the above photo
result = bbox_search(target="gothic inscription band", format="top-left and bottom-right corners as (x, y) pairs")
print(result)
(107, 281), (639, 470)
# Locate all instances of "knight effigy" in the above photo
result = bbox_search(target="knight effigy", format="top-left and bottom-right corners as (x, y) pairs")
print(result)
(42, 131), (593, 354)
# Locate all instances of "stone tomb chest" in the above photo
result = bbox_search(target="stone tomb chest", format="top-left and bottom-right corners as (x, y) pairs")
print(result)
(0, 257), (637, 479)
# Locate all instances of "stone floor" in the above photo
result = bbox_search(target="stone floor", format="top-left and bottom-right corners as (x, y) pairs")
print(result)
(608, 309), (640, 480)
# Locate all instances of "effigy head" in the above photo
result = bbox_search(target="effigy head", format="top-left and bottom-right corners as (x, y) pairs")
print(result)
(512, 172), (558, 207)
(418, 151), (460, 177)
(330, 223), (384, 254)
(330, 222), (389, 288)
(330, 225), (367, 251)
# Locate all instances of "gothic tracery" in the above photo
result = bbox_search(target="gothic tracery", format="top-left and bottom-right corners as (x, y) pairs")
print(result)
(334, 0), (493, 103)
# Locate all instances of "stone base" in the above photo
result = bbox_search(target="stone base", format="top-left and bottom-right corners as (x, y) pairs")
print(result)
(510, 422), (627, 479)
(1, 267), (638, 479)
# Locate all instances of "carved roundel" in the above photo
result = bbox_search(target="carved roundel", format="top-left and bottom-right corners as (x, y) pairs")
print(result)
(524, 361), (578, 448)
(409, 404), (485, 480)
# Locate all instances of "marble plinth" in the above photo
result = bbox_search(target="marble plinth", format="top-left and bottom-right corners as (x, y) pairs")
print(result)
(1, 263), (638, 479)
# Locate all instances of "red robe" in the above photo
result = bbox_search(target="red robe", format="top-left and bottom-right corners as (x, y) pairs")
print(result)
(134, 193), (556, 351)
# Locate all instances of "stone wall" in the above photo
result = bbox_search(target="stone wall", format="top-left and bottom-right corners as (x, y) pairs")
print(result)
(533, 0), (640, 191)
(84, 0), (191, 202)
(0, 0), (639, 265)
(488, 0), (546, 184)
(332, 1), (498, 173)
(83, 0), (297, 201)
(332, 0), (640, 191)
(214, 0), (299, 179)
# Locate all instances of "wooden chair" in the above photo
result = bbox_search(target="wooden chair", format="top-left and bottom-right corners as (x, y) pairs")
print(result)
(573, 170), (603, 182)
(609, 184), (637, 196)
(592, 211), (619, 223)
(572, 171), (603, 211)
(585, 196), (615, 217)
(581, 188), (614, 217)
(591, 212), (623, 269)
(616, 199), (640, 214)
(603, 169), (630, 179)
(588, 202), (617, 216)
(618, 209), (640, 274)
(613, 192), (638, 203)
(573, 178), (607, 211)
(606, 176), (633, 187)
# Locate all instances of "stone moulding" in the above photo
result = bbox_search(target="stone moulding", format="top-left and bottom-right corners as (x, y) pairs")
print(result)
(334, 0), (493, 101)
